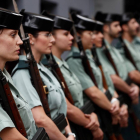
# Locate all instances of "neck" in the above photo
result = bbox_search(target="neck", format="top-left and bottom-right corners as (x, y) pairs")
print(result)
(31, 48), (42, 63)
(51, 45), (63, 60)
(122, 32), (133, 43)
(73, 42), (78, 48)
(104, 32), (113, 44)
(0, 58), (6, 71)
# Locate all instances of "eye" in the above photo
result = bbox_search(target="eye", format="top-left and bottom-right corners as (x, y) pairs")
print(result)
(64, 32), (69, 36)
(10, 32), (17, 38)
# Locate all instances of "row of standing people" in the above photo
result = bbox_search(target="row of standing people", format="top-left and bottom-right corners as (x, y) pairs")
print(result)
(0, 6), (140, 140)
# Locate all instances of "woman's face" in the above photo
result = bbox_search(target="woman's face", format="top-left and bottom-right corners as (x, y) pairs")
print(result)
(0, 29), (23, 62)
(53, 29), (73, 52)
(80, 30), (94, 50)
(93, 31), (104, 48)
(31, 31), (55, 55)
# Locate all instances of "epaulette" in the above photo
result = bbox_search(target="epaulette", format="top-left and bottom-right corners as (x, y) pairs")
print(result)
(11, 60), (29, 77)
(66, 52), (82, 61)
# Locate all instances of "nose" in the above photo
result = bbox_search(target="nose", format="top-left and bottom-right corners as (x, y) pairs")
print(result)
(69, 34), (74, 41)
(17, 35), (23, 45)
(50, 35), (55, 44)
(99, 32), (104, 38)
(135, 22), (139, 28)
(118, 25), (122, 32)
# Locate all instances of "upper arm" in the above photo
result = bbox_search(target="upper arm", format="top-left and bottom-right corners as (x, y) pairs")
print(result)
(12, 70), (42, 109)
(67, 58), (94, 90)
(84, 86), (101, 99)
(31, 106), (52, 127)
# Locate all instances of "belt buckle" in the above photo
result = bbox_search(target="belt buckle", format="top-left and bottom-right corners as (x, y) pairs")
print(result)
(43, 85), (49, 94)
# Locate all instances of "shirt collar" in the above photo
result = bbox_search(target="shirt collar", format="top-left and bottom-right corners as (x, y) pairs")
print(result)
(104, 39), (112, 49)
(18, 55), (46, 73)
(3, 68), (13, 84)
(19, 55), (28, 61)
(54, 55), (69, 69)
(85, 49), (93, 59)
(72, 46), (80, 53)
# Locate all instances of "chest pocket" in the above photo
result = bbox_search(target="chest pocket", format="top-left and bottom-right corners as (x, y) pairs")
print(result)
(40, 72), (63, 117)
(13, 94), (34, 132)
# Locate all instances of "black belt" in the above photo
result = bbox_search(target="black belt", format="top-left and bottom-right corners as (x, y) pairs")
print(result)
(53, 114), (67, 131)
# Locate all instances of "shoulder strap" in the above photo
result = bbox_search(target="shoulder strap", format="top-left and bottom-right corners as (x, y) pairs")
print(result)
(11, 60), (29, 77)
(119, 37), (138, 70)
(66, 52), (82, 61)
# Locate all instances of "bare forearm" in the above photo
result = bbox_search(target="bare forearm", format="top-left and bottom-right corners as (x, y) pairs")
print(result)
(0, 127), (27, 140)
(129, 71), (140, 84)
(111, 75), (130, 94)
(84, 86), (112, 111)
(114, 91), (119, 98)
(32, 106), (67, 140)
(64, 118), (72, 135)
(36, 117), (67, 140)
(66, 99), (90, 127)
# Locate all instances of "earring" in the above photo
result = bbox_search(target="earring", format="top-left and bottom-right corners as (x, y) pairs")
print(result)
(32, 42), (34, 45)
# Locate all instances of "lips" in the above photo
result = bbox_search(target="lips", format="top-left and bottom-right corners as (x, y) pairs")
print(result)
(15, 49), (20, 53)
(69, 43), (72, 46)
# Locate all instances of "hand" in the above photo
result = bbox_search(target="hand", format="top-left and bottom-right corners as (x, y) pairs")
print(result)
(112, 114), (120, 125)
(129, 85), (139, 104)
(119, 104), (129, 127)
(84, 113), (99, 131)
(91, 128), (104, 140)
(110, 99), (120, 115)
(67, 135), (75, 140)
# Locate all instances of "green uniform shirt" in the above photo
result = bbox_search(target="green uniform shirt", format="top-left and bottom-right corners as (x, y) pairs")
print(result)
(66, 46), (94, 103)
(86, 49), (115, 97)
(0, 69), (36, 140)
(54, 56), (84, 108)
(85, 49), (104, 92)
(104, 40), (135, 80)
(12, 55), (67, 121)
(66, 46), (95, 90)
(121, 39), (140, 71)
(133, 37), (140, 53)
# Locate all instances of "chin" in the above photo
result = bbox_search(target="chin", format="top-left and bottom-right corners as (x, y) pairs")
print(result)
(9, 56), (19, 62)
(66, 46), (71, 51)
(45, 50), (52, 54)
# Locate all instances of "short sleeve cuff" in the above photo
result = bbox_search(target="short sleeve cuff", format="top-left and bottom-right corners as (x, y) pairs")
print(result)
(0, 121), (15, 132)
(82, 81), (94, 90)
(30, 102), (42, 110)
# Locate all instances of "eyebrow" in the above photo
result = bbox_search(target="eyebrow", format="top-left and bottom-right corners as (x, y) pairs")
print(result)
(9, 30), (18, 34)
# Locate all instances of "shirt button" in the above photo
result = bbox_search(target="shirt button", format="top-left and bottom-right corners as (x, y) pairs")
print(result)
(16, 95), (19, 98)
(50, 86), (52, 88)
(56, 90), (58, 92)
(17, 104), (20, 108)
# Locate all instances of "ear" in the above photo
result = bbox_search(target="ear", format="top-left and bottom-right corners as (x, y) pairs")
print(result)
(103, 24), (109, 33)
(122, 24), (128, 32)
(28, 33), (35, 45)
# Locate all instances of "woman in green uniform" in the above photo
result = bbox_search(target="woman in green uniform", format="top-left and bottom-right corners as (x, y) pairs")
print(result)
(41, 11), (103, 140)
(65, 13), (120, 124)
(0, 8), (37, 140)
(12, 11), (74, 140)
